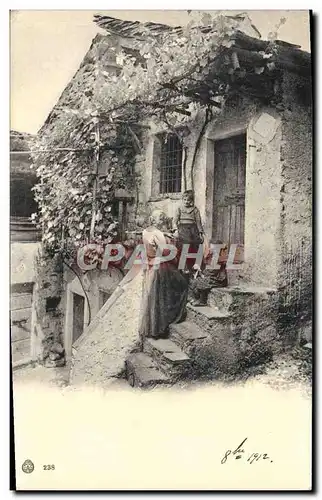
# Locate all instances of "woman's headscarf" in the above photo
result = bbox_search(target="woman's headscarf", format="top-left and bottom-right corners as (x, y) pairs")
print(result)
(143, 210), (169, 261)
(149, 209), (167, 228)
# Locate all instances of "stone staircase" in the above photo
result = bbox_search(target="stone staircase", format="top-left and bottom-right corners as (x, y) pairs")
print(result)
(125, 321), (206, 389)
(125, 285), (278, 389)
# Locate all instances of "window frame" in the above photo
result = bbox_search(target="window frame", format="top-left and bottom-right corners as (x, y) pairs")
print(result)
(151, 132), (183, 198)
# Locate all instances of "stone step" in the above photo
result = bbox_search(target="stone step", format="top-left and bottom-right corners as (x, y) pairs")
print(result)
(169, 321), (208, 348)
(125, 352), (172, 388)
(143, 338), (190, 379)
(208, 286), (276, 313)
(186, 303), (233, 337)
(185, 304), (241, 375)
(144, 338), (190, 363)
(169, 322), (210, 373)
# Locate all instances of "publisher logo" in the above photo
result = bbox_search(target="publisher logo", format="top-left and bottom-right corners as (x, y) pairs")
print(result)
(22, 459), (34, 474)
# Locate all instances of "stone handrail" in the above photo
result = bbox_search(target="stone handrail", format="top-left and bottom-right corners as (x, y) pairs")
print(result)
(71, 266), (141, 354)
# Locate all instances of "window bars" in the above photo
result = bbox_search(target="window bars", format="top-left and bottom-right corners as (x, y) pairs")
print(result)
(159, 133), (183, 194)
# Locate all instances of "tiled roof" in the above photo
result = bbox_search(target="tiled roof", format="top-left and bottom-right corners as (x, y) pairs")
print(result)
(40, 15), (311, 133)
(93, 12), (261, 39)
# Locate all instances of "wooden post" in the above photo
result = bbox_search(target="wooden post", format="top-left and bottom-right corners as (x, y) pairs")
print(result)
(118, 201), (127, 241)
(89, 122), (100, 240)
(121, 201), (127, 240)
(89, 41), (101, 241)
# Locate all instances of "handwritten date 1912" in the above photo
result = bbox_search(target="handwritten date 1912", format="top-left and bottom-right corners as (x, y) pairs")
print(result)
(221, 438), (273, 464)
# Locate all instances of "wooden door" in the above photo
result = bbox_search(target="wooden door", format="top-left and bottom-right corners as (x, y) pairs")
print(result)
(213, 134), (246, 252)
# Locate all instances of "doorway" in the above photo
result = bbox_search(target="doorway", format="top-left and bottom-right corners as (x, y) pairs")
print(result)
(72, 293), (85, 344)
(213, 134), (246, 247)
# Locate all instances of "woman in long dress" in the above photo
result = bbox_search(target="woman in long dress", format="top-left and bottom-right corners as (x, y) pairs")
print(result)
(139, 210), (188, 340)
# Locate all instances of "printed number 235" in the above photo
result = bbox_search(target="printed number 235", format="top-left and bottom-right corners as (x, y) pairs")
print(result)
(43, 465), (55, 470)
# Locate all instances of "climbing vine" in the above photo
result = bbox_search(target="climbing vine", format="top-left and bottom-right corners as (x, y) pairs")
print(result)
(30, 12), (286, 261)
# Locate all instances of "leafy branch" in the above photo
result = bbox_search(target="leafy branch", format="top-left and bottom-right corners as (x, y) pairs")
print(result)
(31, 12), (287, 259)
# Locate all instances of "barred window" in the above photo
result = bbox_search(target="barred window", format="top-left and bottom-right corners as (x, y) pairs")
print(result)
(159, 134), (183, 194)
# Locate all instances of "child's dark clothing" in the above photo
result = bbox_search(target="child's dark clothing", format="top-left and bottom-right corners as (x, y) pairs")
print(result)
(174, 206), (203, 245)
(174, 205), (204, 272)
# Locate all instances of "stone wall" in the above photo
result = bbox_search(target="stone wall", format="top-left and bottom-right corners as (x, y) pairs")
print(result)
(33, 252), (65, 367)
(186, 287), (279, 377)
(133, 106), (238, 227)
(278, 72), (312, 342)
(134, 96), (285, 289)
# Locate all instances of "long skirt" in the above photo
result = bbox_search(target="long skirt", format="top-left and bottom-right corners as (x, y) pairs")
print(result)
(139, 265), (188, 340)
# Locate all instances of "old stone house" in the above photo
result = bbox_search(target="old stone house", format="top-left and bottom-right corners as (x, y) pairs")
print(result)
(35, 15), (312, 385)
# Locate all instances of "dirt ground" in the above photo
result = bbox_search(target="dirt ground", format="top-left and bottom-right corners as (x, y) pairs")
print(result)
(13, 349), (312, 398)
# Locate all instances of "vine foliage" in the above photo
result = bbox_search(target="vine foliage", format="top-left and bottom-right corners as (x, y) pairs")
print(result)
(30, 12), (285, 260)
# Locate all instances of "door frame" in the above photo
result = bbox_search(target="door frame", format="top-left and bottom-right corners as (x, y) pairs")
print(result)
(212, 132), (247, 247)
(64, 277), (90, 360)
(204, 125), (248, 243)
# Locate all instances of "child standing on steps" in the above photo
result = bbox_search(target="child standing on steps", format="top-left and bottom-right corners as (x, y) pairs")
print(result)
(173, 191), (229, 305)
(173, 190), (204, 273)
